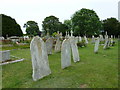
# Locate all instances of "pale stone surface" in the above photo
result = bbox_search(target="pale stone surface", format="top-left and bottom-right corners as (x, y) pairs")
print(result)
(30, 36), (51, 81)
(69, 37), (80, 62)
(55, 38), (61, 52)
(99, 35), (104, 41)
(61, 39), (71, 69)
(84, 36), (88, 44)
(0, 50), (10, 62)
(79, 36), (82, 42)
(75, 37), (79, 44)
(94, 37), (100, 53)
(46, 38), (53, 55)
(103, 37), (109, 49)
(91, 35), (95, 43)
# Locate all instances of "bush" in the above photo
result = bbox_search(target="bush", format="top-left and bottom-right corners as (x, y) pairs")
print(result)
(77, 40), (87, 47)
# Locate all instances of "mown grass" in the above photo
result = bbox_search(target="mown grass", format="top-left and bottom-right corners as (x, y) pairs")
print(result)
(2, 39), (118, 88)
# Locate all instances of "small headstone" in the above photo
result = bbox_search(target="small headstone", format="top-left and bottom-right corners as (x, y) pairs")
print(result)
(69, 37), (80, 62)
(61, 39), (71, 69)
(79, 36), (82, 42)
(94, 37), (100, 53)
(103, 37), (109, 49)
(55, 38), (61, 52)
(91, 35), (95, 43)
(30, 36), (51, 81)
(84, 36), (88, 44)
(0, 50), (10, 62)
(46, 38), (53, 55)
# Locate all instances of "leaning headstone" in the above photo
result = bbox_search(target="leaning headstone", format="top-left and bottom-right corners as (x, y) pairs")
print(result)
(46, 38), (53, 55)
(30, 36), (51, 81)
(69, 37), (80, 62)
(94, 37), (100, 53)
(84, 36), (88, 44)
(61, 39), (71, 69)
(103, 37), (109, 49)
(55, 38), (61, 52)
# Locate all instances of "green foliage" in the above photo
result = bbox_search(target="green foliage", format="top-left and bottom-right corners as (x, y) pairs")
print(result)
(42, 15), (67, 36)
(24, 21), (41, 36)
(77, 40), (87, 47)
(71, 8), (102, 36)
(102, 17), (120, 36)
(1, 14), (23, 38)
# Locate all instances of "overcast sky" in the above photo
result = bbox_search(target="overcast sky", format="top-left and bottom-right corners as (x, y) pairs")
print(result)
(0, 0), (119, 34)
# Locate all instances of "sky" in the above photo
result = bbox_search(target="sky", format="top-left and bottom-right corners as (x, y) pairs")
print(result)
(0, 0), (119, 34)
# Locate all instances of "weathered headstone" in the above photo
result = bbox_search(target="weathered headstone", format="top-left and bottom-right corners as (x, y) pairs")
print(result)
(55, 38), (61, 52)
(69, 37), (80, 62)
(94, 37), (100, 53)
(61, 39), (71, 69)
(99, 35), (104, 41)
(79, 36), (82, 42)
(103, 37), (109, 49)
(84, 36), (88, 44)
(0, 50), (10, 62)
(30, 36), (51, 81)
(91, 35), (95, 43)
(46, 38), (53, 55)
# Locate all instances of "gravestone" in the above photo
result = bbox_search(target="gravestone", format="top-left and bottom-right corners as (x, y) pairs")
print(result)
(46, 38), (53, 55)
(79, 36), (82, 42)
(91, 35), (95, 43)
(94, 37), (100, 53)
(30, 36), (51, 81)
(103, 37), (109, 49)
(84, 36), (88, 44)
(99, 35), (104, 41)
(61, 39), (71, 69)
(69, 37), (80, 62)
(0, 50), (10, 62)
(55, 38), (61, 52)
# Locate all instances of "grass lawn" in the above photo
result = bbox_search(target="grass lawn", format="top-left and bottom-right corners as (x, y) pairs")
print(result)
(2, 40), (118, 88)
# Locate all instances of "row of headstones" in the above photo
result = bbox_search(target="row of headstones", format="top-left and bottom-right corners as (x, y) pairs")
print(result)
(30, 36), (80, 81)
(94, 35), (115, 53)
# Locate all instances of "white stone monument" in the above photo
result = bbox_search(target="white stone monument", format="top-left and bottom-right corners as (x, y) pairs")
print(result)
(55, 38), (61, 52)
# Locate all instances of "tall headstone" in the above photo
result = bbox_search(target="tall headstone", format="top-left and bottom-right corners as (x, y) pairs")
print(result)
(55, 38), (61, 52)
(30, 36), (51, 81)
(94, 37), (100, 53)
(46, 38), (53, 55)
(69, 37), (80, 62)
(61, 39), (71, 69)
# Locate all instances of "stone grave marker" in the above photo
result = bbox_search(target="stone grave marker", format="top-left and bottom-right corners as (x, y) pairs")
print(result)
(30, 36), (51, 81)
(94, 37), (100, 53)
(46, 38), (53, 55)
(61, 39), (71, 69)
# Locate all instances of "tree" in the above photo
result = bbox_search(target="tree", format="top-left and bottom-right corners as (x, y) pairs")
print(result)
(64, 19), (72, 33)
(42, 15), (62, 35)
(102, 17), (120, 37)
(71, 8), (102, 36)
(1, 14), (23, 38)
(23, 21), (41, 36)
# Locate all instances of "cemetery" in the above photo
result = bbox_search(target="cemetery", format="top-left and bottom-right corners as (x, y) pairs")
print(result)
(0, 1), (119, 88)
(0, 31), (118, 88)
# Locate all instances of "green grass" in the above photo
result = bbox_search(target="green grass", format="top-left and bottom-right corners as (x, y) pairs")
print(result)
(2, 40), (118, 88)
